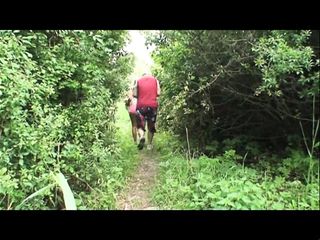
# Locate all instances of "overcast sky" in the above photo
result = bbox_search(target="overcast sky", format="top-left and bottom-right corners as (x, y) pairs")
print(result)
(125, 30), (154, 74)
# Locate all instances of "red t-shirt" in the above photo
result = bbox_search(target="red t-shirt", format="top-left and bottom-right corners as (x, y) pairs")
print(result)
(136, 75), (159, 109)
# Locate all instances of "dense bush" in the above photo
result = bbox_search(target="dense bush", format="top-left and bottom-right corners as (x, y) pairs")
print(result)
(0, 30), (133, 209)
(148, 30), (319, 210)
(149, 30), (319, 156)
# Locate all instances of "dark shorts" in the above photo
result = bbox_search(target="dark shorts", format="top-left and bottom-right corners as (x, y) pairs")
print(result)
(136, 106), (157, 133)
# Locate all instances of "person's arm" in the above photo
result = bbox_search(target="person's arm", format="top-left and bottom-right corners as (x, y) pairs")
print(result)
(156, 79), (160, 96)
(132, 80), (138, 98)
(128, 88), (133, 100)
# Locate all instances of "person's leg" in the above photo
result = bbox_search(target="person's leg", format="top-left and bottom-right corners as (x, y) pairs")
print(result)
(137, 125), (141, 140)
(137, 128), (146, 150)
(145, 121), (152, 144)
(146, 107), (157, 149)
(136, 108), (146, 150)
(129, 113), (137, 143)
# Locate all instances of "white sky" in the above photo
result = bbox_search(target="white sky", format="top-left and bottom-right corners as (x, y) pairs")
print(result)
(125, 30), (155, 75)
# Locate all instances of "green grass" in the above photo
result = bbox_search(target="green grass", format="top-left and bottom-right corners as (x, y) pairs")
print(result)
(114, 100), (140, 177)
(151, 132), (320, 210)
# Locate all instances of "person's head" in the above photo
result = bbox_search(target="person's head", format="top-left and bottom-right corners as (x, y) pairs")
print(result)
(124, 97), (131, 107)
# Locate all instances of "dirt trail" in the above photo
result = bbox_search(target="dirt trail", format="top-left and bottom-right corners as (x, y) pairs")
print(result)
(116, 150), (159, 210)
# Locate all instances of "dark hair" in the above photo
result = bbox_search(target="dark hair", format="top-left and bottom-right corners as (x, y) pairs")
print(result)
(125, 98), (131, 107)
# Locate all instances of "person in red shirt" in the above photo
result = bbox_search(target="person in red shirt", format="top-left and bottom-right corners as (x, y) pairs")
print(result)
(133, 73), (160, 150)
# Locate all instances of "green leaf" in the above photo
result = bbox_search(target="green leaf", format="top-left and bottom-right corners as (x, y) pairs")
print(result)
(55, 172), (77, 210)
(16, 184), (54, 210)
